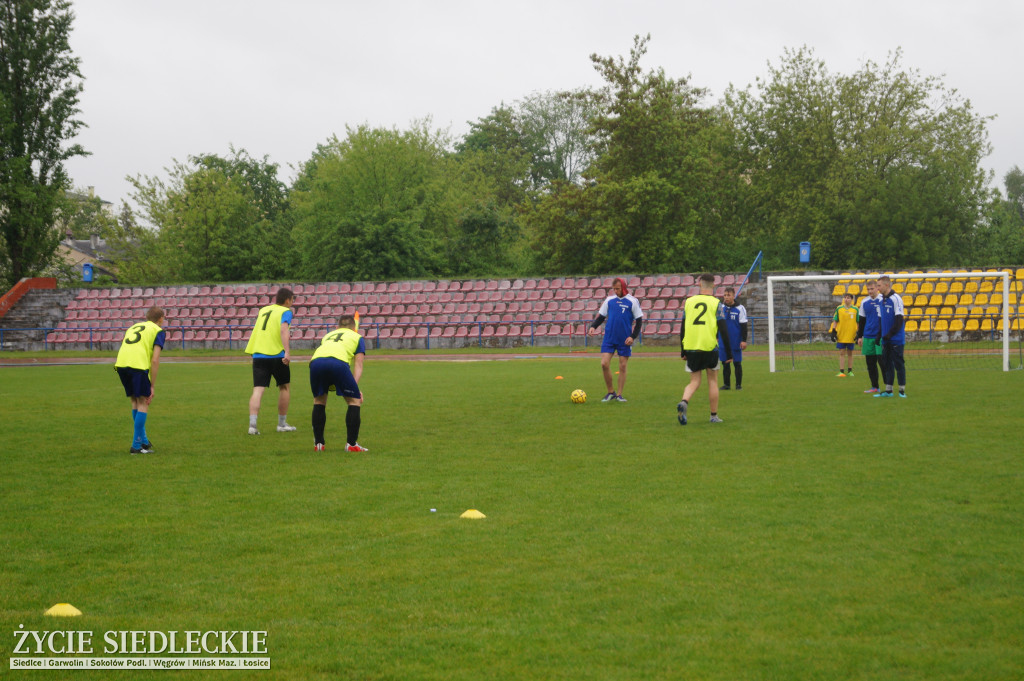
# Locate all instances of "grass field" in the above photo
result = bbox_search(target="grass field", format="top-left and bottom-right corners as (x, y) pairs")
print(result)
(2, 355), (1023, 680)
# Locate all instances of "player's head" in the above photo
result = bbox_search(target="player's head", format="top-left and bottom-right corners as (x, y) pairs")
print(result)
(699, 273), (715, 292)
(146, 306), (166, 325)
(865, 280), (878, 296)
(843, 293), (854, 305)
(612, 278), (627, 297)
(722, 287), (736, 305)
(275, 288), (294, 306)
(877, 275), (892, 295)
(337, 314), (357, 329)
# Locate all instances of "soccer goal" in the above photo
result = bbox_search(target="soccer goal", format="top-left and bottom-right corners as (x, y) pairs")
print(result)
(767, 271), (1022, 372)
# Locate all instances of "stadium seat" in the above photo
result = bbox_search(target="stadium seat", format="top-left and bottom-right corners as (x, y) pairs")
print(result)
(904, 320), (918, 333)
(831, 284), (845, 296)
(918, 319), (931, 332)
(919, 282), (934, 294)
(949, 281), (964, 294)
(965, 319), (980, 332)
(958, 294), (973, 306)
(949, 319), (964, 332)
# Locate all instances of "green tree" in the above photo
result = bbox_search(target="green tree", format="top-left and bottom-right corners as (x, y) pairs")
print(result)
(290, 123), (458, 281)
(0, 0), (87, 289)
(126, 150), (283, 282)
(526, 35), (737, 274)
(725, 47), (993, 269)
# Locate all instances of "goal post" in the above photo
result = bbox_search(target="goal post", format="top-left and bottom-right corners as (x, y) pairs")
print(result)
(767, 271), (1019, 372)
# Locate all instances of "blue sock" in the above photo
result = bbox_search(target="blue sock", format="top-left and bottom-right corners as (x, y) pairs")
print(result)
(133, 412), (148, 449)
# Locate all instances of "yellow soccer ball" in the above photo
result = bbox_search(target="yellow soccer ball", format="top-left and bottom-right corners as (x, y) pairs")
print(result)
(570, 389), (587, 404)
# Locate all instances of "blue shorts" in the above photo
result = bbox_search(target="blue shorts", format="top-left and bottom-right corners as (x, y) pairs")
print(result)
(719, 346), (742, 363)
(836, 343), (855, 350)
(116, 367), (151, 398)
(309, 357), (360, 399)
(601, 340), (632, 357)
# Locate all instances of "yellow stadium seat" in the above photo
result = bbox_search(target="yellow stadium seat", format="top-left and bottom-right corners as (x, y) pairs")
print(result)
(949, 281), (964, 294)
(940, 307), (954, 317)
(904, 320), (918, 332)
(965, 319), (980, 332)
(964, 281), (978, 293)
(920, 282), (934, 294)
(958, 294), (973, 306)
(934, 319), (949, 332)
(913, 294), (928, 307)
(979, 281), (994, 293)
(985, 306), (1000, 316)
(929, 294), (943, 307)
(934, 281), (949, 294)
(918, 319), (932, 332)
(907, 307), (923, 317)
(924, 307), (939, 318)
(981, 319), (993, 331)
(949, 319), (964, 332)
(904, 282), (919, 294)
(1008, 293), (1019, 305)
(847, 283), (861, 295)
(831, 284), (845, 296)
(977, 293), (991, 306)
(943, 294), (958, 307)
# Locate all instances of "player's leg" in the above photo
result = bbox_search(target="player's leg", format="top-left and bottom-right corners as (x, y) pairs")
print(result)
(249, 359), (271, 434)
(615, 354), (629, 400)
(734, 361), (743, 389)
(309, 359), (328, 450)
(707, 368), (723, 422)
(836, 348), (845, 376)
(275, 360), (296, 432)
(893, 345), (907, 396)
(599, 352), (615, 400)
(338, 362), (366, 451)
(845, 348), (854, 375)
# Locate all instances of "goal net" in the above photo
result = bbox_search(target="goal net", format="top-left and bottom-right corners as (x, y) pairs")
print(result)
(767, 271), (1023, 372)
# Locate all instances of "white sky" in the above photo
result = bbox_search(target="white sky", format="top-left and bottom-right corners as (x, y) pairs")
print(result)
(62, 0), (1023, 207)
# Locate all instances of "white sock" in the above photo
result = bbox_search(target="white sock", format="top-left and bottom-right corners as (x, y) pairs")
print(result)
(249, 415), (258, 428)
(278, 414), (288, 427)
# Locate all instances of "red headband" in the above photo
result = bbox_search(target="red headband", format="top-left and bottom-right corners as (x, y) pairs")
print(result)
(614, 277), (628, 296)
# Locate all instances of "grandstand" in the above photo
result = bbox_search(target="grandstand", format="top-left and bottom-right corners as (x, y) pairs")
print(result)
(2, 268), (1021, 352)
(36, 274), (748, 351)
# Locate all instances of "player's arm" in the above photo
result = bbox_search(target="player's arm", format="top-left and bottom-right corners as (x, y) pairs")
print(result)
(589, 314), (606, 335)
(352, 352), (364, 384)
(149, 345), (162, 401)
(856, 313), (866, 342)
(280, 319), (291, 364)
(679, 311), (687, 358)
(624, 318), (643, 346)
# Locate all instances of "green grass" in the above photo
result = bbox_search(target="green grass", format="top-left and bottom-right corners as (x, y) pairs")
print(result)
(1, 357), (1023, 680)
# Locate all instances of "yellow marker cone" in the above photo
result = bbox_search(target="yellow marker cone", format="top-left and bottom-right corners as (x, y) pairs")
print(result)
(45, 603), (82, 617)
(460, 509), (486, 519)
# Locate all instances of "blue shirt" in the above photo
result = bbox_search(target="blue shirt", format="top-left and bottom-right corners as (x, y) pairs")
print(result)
(718, 303), (747, 360)
(598, 295), (643, 345)
(878, 292), (905, 345)
(859, 294), (882, 337)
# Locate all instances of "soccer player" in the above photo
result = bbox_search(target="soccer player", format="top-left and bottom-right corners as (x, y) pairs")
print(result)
(718, 287), (748, 390)
(874, 275), (907, 398)
(244, 287), (297, 434)
(829, 292), (859, 377)
(114, 306), (166, 454)
(678, 274), (732, 425)
(309, 314), (368, 452)
(855, 280), (884, 393)
(588, 277), (644, 402)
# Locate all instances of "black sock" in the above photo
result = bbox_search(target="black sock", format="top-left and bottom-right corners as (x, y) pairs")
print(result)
(346, 405), (361, 445)
(312, 404), (326, 445)
(735, 363), (743, 388)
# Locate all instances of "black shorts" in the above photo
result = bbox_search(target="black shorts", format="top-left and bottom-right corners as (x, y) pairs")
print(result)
(117, 367), (151, 398)
(252, 357), (290, 388)
(685, 350), (720, 373)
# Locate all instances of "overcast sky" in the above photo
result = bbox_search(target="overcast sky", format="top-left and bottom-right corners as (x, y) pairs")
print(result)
(62, 0), (1023, 208)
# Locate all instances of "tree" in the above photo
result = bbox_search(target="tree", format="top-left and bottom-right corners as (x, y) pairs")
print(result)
(0, 0), (87, 289)
(725, 47), (993, 269)
(125, 148), (286, 282)
(290, 123), (458, 281)
(526, 35), (737, 274)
